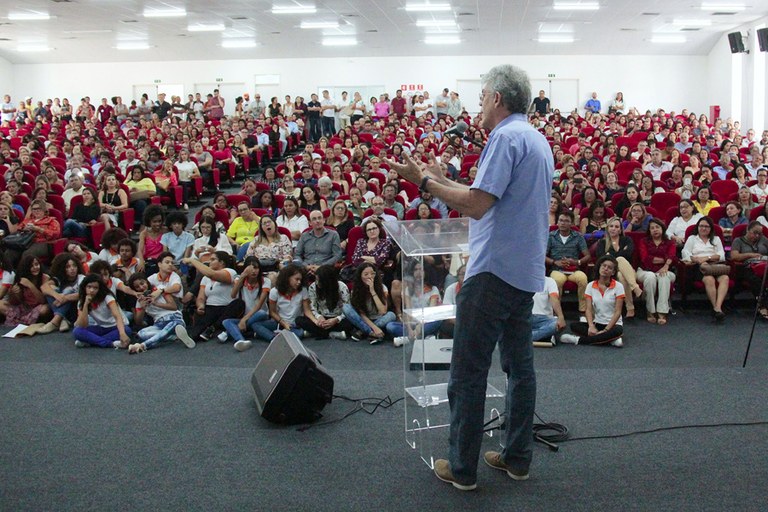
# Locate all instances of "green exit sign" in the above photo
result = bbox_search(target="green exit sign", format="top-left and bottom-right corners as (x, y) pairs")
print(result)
(216, 77), (223, 82)
(547, 74), (556, 78)
(153, 79), (162, 84)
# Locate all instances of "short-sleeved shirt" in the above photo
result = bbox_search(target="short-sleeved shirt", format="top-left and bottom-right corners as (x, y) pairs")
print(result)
(547, 230), (588, 267)
(731, 235), (768, 265)
(1, 269), (16, 288)
(161, 230), (195, 262)
(532, 276), (559, 316)
(227, 216), (260, 246)
(146, 271), (183, 320)
(201, 268), (237, 307)
(87, 294), (128, 328)
(585, 279), (624, 326)
(55, 274), (85, 295)
(467, 113), (553, 293)
(269, 287), (308, 325)
(239, 277), (272, 312)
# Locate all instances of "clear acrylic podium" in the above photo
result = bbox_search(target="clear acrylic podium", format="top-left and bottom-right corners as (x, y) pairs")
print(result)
(384, 218), (505, 469)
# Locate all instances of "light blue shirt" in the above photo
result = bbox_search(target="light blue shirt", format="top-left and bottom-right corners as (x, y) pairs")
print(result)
(466, 113), (553, 293)
(161, 231), (195, 262)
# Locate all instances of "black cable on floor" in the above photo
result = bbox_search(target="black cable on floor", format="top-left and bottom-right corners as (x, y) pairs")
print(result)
(296, 394), (403, 431)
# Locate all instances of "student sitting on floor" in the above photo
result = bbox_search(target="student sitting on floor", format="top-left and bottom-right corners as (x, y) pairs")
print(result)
(125, 254), (195, 353)
(38, 253), (85, 334)
(294, 264), (353, 340)
(114, 238), (140, 281)
(250, 264), (308, 346)
(560, 255), (625, 347)
(72, 274), (132, 349)
(220, 256), (271, 352)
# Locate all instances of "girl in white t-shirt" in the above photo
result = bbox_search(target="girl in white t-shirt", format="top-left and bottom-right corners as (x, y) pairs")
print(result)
(560, 255), (625, 347)
(39, 253), (85, 334)
(182, 252), (245, 342)
(251, 264), (308, 343)
(72, 275), (132, 348)
(221, 256), (272, 351)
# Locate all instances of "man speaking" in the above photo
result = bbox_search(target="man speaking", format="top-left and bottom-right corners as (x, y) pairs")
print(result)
(387, 65), (553, 491)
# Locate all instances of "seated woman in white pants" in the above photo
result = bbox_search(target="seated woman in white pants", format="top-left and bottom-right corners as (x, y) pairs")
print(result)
(595, 217), (642, 319)
(637, 218), (677, 325)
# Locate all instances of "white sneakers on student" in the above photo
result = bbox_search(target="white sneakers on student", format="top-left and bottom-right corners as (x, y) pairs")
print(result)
(559, 334), (580, 345)
(175, 325), (196, 348)
(234, 340), (253, 352)
(610, 337), (624, 348)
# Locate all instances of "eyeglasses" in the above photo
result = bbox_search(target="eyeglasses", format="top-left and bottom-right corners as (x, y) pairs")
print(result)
(366, 227), (379, 232)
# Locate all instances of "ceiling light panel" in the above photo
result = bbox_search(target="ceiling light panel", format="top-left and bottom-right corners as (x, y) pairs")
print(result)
(221, 39), (257, 48)
(271, 4), (317, 14)
(142, 7), (187, 18)
(8, 11), (51, 21)
(424, 35), (461, 44)
(188, 23), (226, 32)
(405, 3), (452, 12)
(672, 19), (712, 26)
(300, 21), (339, 29)
(537, 34), (575, 42)
(700, 3), (746, 11)
(553, 1), (600, 10)
(321, 37), (357, 46)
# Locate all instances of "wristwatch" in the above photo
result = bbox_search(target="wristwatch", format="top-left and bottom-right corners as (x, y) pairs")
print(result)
(419, 175), (431, 193)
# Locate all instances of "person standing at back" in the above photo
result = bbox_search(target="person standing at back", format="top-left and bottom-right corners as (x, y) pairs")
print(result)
(388, 64), (553, 491)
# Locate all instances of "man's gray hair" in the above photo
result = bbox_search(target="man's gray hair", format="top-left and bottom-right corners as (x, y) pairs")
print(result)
(482, 64), (531, 115)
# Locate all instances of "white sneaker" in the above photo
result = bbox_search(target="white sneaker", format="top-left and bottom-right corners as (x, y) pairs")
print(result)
(559, 334), (580, 345)
(217, 331), (229, 343)
(74, 340), (88, 348)
(579, 316), (587, 323)
(610, 337), (624, 348)
(329, 331), (347, 340)
(234, 339), (253, 352)
(59, 319), (71, 332)
(393, 336), (407, 347)
(550, 335), (557, 346)
(175, 325), (196, 348)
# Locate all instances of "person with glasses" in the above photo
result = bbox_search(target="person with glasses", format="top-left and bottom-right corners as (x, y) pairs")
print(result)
(226, 202), (260, 248)
(7, 199), (61, 268)
(682, 216), (728, 321)
(730, 221), (768, 319)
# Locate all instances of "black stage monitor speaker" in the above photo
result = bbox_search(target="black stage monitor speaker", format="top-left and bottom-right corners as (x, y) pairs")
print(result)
(757, 28), (768, 52)
(251, 330), (334, 425)
(728, 32), (746, 53)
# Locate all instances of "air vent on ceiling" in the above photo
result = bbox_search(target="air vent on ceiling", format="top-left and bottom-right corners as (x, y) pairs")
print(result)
(464, 28), (476, 31)
(620, 28), (638, 31)
(0, 37), (12, 41)
(342, 14), (360, 17)
(680, 27), (701, 31)
(121, 19), (139, 23)
(230, 16), (248, 20)
(271, 31), (280, 34)
(641, 12), (660, 16)
(711, 12), (737, 15)
(366, 29), (378, 33)
(177, 34), (187, 37)
(51, 0), (74, 3)
(62, 36), (78, 39)
(457, 12), (475, 16)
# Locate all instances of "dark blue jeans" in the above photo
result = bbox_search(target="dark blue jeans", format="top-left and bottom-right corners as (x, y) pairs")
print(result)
(448, 272), (536, 485)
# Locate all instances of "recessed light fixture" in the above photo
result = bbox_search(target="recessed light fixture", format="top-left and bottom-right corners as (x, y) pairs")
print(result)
(300, 21), (339, 29)
(116, 41), (151, 50)
(405, 3), (452, 12)
(17, 44), (51, 52)
(8, 11), (51, 21)
(188, 23), (226, 32)
(416, 19), (457, 27)
(672, 19), (712, 26)
(537, 35), (575, 43)
(424, 35), (461, 44)
(650, 35), (686, 43)
(700, 3), (746, 11)
(271, 4), (317, 14)
(143, 7), (187, 18)
(221, 39), (257, 48)
(553, 1), (600, 11)
(322, 37), (357, 46)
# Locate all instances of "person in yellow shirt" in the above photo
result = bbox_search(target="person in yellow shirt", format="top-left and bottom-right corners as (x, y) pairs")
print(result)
(692, 186), (720, 216)
(124, 166), (157, 223)
(226, 202), (260, 247)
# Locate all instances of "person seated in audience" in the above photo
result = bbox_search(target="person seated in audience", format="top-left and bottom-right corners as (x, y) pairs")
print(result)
(276, 196), (309, 248)
(718, 201), (748, 242)
(193, 217), (233, 263)
(30, 187), (54, 213)
(623, 202), (653, 233)
(408, 189), (448, 219)
(182, 252), (244, 342)
(597, 217), (642, 319)
(192, 141), (214, 189)
(612, 183), (640, 219)
(72, 274), (131, 349)
(62, 186), (100, 239)
(299, 184), (327, 213)
(113, 238), (140, 281)
(342, 262), (397, 343)
(294, 264), (352, 340)
(242, 214), (293, 272)
(6, 199), (61, 268)
(580, 200), (608, 242)
(692, 186), (719, 216)
(560, 255), (625, 347)
(98, 173), (129, 230)
(254, 189), (280, 218)
(0, 254), (51, 327)
(730, 221), (768, 319)
(548, 194), (565, 226)
(124, 165), (156, 223)
(643, 149), (673, 180)
(384, 260), (442, 342)
(88, 259), (141, 318)
(361, 196), (398, 226)
(220, 257), (271, 351)
(546, 211), (591, 315)
(351, 217), (393, 271)
(62, 172), (86, 214)
(329, 164), (350, 196)
(438, 264), (466, 339)
(126, 260), (195, 353)
(638, 176), (661, 206)
(190, 205), (225, 237)
(529, 275), (567, 346)
(325, 200), (355, 250)
(294, 210), (343, 275)
(681, 216), (728, 321)
(317, 176), (339, 204)
(174, 148), (201, 211)
(256, 166), (282, 193)
(226, 201), (260, 248)
(667, 198), (702, 248)
(276, 175), (301, 199)
(381, 184), (405, 219)
(345, 186), (368, 225)
(0, 255), (14, 307)
(0, 202), (19, 239)
(732, 164), (750, 187)
(239, 178), (260, 206)
(161, 211), (195, 265)
(251, 264), (308, 344)
(637, 218), (677, 325)
(735, 187), (758, 217)
(134, 206), (165, 275)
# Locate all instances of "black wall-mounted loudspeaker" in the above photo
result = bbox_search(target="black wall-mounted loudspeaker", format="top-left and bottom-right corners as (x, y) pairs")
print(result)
(251, 330), (334, 425)
(757, 28), (768, 52)
(728, 32), (746, 53)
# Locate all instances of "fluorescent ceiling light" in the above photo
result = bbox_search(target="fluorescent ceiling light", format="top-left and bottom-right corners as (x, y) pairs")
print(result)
(300, 21), (339, 29)
(271, 5), (317, 14)
(188, 23), (226, 32)
(405, 3), (452, 12)
(222, 39), (257, 48)
(416, 19), (457, 27)
(322, 37), (357, 46)
(424, 35), (461, 44)
(17, 44), (51, 52)
(537, 35), (575, 43)
(63, 29), (113, 34)
(116, 42), (151, 50)
(672, 19), (712, 26)
(553, 2), (600, 10)
(538, 22), (575, 33)
(143, 7), (187, 18)
(651, 35), (686, 43)
(8, 11), (50, 21)
(700, 3), (746, 10)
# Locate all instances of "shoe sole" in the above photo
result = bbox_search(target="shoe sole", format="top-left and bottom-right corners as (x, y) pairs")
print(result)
(434, 470), (477, 491)
(175, 325), (196, 348)
(484, 455), (529, 481)
(234, 340), (252, 352)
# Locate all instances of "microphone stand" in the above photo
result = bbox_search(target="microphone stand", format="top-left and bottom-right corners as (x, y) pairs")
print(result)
(742, 259), (768, 367)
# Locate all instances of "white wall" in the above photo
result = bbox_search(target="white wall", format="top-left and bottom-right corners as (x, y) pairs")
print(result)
(0, 55), (13, 97)
(11, 54), (710, 115)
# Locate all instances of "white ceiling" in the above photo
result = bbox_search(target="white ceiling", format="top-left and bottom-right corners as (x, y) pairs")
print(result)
(0, 1), (766, 64)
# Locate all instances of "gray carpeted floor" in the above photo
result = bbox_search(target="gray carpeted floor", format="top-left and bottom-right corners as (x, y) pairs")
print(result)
(1, 309), (767, 511)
